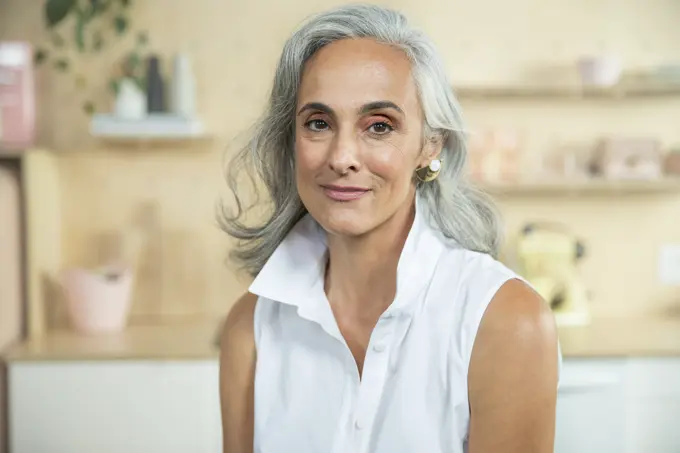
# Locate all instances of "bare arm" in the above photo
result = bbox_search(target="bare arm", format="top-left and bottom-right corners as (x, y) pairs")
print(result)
(468, 279), (559, 453)
(219, 292), (258, 453)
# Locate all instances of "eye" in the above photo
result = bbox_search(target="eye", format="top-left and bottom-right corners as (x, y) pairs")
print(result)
(368, 121), (393, 136)
(305, 119), (330, 132)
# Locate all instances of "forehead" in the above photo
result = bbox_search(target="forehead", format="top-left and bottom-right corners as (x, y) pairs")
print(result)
(298, 38), (420, 113)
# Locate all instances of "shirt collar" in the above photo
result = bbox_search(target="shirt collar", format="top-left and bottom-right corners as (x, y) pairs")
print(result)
(249, 195), (447, 320)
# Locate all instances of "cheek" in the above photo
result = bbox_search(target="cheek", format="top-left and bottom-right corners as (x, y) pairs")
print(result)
(366, 147), (417, 186)
(295, 139), (325, 177)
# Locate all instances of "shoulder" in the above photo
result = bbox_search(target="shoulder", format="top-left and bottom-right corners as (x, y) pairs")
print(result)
(469, 278), (559, 394)
(219, 292), (258, 392)
(465, 279), (560, 451)
(434, 246), (518, 319)
(219, 292), (258, 453)
(476, 278), (557, 349)
(220, 292), (258, 353)
(433, 248), (557, 365)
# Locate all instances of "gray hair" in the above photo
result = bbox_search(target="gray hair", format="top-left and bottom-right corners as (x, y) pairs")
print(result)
(218, 4), (503, 277)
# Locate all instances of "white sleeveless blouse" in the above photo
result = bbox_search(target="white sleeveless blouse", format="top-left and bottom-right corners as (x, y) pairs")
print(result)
(248, 197), (547, 453)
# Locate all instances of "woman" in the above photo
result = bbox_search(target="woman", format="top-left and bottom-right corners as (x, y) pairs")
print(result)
(219, 4), (560, 453)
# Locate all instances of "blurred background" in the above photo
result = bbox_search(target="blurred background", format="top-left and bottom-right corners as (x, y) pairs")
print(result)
(1, 0), (680, 452)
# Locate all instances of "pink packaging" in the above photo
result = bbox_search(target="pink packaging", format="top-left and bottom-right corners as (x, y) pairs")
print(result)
(60, 266), (134, 335)
(0, 41), (36, 149)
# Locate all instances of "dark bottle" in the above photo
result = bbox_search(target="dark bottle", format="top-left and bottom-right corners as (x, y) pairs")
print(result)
(146, 55), (166, 113)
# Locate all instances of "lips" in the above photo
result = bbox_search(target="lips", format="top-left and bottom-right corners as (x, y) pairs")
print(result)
(321, 185), (370, 201)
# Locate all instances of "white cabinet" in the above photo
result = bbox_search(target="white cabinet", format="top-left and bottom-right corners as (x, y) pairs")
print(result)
(9, 360), (221, 453)
(626, 359), (680, 452)
(555, 359), (627, 453)
(8, 357), (680, 453)
(555, 358), (680, 453)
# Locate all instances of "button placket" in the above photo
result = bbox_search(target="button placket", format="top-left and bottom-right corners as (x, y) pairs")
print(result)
(372, 342), (386, 353)
(351, 315), (398, 452)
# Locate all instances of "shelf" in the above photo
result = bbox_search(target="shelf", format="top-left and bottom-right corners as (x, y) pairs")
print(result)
(454, 82), (680, 100)
(478, 178), (680, 196)
(89, 114), (208, 142)
(0, 148), (28, 160)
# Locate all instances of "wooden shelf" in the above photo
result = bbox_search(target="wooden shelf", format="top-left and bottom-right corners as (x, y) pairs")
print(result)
(89, 114), (209, 142)
(478, 178), (680, 196)
(454, 82), (680, 100)
(0, 148), (28, 160)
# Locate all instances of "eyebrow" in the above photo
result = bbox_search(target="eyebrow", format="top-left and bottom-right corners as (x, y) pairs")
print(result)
(296, 100), (404, 117)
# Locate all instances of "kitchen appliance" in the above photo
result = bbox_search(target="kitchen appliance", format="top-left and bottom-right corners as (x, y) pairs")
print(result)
(515, 223), (591, 325)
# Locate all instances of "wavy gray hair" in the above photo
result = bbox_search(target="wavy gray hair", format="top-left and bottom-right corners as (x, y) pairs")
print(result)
(219, 4), (502, 277)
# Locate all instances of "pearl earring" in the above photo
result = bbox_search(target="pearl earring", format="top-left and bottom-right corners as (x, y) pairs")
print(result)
(415, 158), (442, 182)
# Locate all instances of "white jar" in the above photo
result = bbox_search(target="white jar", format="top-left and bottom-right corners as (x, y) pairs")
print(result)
(171, 53), (196, 117)
(115, 78), (147, 120)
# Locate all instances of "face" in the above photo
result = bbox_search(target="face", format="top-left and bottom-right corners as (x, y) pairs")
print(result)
(295, 38), (439, 238)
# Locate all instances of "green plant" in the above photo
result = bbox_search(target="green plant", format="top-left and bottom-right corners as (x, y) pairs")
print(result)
(35, 0), (150, 115)
(109, 39), (148, 95)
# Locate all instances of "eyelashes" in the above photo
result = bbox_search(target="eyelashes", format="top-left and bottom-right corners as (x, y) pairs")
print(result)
(305, 119), (330, 132)
(303, 118), (395, 138)
(367, 122), (393, 136)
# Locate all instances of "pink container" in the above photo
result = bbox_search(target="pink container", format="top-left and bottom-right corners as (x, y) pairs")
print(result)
(0, 41), (36, 149)
(60, 267), (134, 334)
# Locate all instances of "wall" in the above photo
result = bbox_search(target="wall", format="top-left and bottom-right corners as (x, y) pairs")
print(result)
(1, 0), (679, 325)
(0, 162), (23, 453)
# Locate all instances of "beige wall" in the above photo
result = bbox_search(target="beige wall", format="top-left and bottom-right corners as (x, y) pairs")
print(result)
(1, 0), (680, 324)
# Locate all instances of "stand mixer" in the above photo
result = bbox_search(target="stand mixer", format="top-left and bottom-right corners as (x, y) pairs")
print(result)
(515, 223), (591, 326)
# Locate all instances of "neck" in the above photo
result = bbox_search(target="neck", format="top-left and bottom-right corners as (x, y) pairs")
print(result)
(324, 196), (417, 318)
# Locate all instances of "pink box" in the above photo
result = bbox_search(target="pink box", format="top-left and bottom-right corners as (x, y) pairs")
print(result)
(0, 42), (36, 149)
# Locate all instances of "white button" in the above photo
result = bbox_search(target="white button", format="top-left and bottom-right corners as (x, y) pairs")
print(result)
(355, 418), (364, 429)
(372, 343), (386, 353)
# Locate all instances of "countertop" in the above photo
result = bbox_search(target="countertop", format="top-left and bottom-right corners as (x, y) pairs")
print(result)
(3, 318), (222, 362)
(556, 316), (680, 358)
(3, 316), (680, 362)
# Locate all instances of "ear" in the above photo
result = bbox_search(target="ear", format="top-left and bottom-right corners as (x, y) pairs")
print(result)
(417, 135), (443, 169)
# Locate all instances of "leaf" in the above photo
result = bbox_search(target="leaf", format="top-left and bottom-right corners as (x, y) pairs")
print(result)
(109, 79), (120, 95)
(127, 52), (141, 71)
(83, 101), (95, 115)
(89, 0), (109, 13)
(113, 15), (128, 35)
(34, 48), (49, 65)
(54, 58), (70, 71)
(119, 0), (131, 7)
(75, 14), (86, 51)
(45, 0), (76, 27)
(137, 76), (147, 92)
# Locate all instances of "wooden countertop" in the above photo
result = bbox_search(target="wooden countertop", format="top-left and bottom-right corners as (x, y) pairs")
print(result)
(3, 316), (680, 362)
(556, 316), (680, 358)
(3, 318), (222, 362)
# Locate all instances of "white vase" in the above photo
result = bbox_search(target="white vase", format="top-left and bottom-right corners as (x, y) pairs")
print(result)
(171, 53), (196, 117)
(115, 78), (147, 120)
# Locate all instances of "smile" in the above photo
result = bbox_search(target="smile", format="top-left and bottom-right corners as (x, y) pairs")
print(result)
(321, 185), (370, 201)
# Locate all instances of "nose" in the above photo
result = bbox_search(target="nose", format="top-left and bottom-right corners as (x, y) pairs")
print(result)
(328, 130), (360, 175)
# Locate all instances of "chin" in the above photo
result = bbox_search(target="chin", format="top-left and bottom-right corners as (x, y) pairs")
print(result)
(309, 203), (376, 238)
